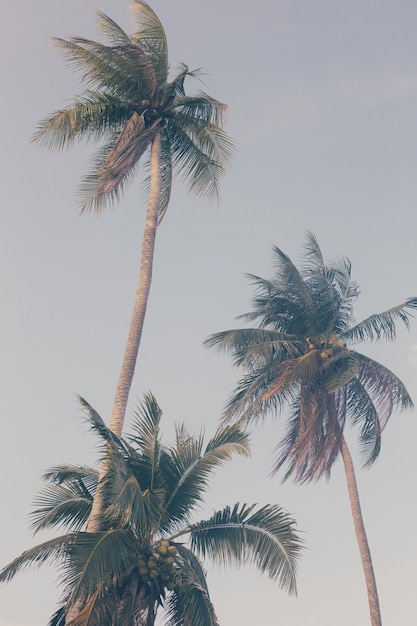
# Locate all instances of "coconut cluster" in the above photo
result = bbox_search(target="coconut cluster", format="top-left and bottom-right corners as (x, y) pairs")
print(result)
(137, 541), (182, 590)
(306, 333), (346, 362)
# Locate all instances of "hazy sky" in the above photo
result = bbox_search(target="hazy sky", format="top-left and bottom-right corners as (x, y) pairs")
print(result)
(1, 1), (417, 625)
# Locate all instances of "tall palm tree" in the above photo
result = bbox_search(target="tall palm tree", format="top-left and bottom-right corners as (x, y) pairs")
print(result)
(33, 0), (234, 442)
(205, 232), (417, 626)
(0, 394), (302, 626)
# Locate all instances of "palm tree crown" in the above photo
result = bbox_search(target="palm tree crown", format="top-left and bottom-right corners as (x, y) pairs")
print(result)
(33, 1), (234, 216)
(205, 232), (417, 483)
(0, 395), (302, 626)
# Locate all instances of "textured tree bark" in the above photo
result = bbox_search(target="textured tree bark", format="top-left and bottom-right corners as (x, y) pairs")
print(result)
(340, 436), (382, 626)
(109, 132), (162, 439)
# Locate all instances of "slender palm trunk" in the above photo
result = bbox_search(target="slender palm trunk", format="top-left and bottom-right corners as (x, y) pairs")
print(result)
(66, 135), (162, 625)
(109, 132), (162, 438)
(86, 132), (161, 533)
(340, 436), (382, 626)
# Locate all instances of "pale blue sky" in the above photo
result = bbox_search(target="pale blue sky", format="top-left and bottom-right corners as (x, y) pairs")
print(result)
(1, 1), (417, 625)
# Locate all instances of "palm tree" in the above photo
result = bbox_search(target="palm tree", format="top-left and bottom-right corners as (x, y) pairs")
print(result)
(205, 232), (417, 626)
(0, 395), (302, 626)
(33, 0), (234, 442)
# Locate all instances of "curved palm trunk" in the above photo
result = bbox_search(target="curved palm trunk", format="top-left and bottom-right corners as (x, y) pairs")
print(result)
(340, 436), (382, 626)
(86, 132), (161, 533)
(109, 132), (162, 438)
(67, 135), (162, 625)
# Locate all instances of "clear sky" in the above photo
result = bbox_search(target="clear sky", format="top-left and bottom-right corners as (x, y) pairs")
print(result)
(1, 1), (416, 625)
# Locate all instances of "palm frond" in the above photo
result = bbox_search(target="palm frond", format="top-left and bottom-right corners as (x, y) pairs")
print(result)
(221, 365), (296, 425)
(240, 268), (318, 337)
(127, 392), (163, 489)
(78, 396), (126, 453)
(32, 93), (132, 151)
(47, 605), (66, 626)
(204, 328), (305, 370)
(223, 351), (323, 427)
(102, 454), (165, 536)
(163, 64), (194, 102)
(165, 579), (219, 626)
(303, 231), (324, 268)
(344, 352), (413, 466)
(175, 544), (209, 591)
(273, 390), (344, 483)
(174, 92), (229, 127)
(30, 480), (94, 534)
(188, 503), (302, 594)
(88, 112), (153, 203)
(167, 115), (234, 202)
(96, 11), (131, 46)
(130, 0), (168, 87)
(52, 37), (157, 101)
(75, 134), (137, 213)
(342, 298), (417, 344)
(41, 465), (99, 489)
(162, 424), (250, 529)
(64, 530), (139, 605)
(165, 546), (218, 626)
(0, 534), (78, 584)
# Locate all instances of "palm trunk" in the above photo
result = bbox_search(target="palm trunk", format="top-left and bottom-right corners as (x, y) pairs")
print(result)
(66, 135), (162, 624)
(340, 435), (382, 626)
(86, 132), (161, 532)
(109, 131), (162, 438)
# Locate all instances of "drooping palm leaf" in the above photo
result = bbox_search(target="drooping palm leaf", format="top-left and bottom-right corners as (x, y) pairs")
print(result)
(188, 503), (301, 594)
(341, 298), (417, 344)
(0, 534), (79, 584)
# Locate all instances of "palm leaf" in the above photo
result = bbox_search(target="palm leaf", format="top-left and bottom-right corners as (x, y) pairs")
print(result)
(167, 116), (233, 202)
(0, 534), (79, 584)
(165, 580), (219, 626)
(130, 0), (168, 87)
(342, 298), (417, 344)
(32, 93), (132, 151)
(96, 12), (131, 46)
(127, 392), (163, 490)
(344, 353), (413, 466)
(52, 37), (157, 101)
(78, 396), (127, 453)
(32, 465), (98, 533)
(273, 389), (344, 482)
(188, 503), (302, 594)
(174, 92), (229, 127)
(204, 328), (304, 369)
(30, 480), (94, 534)
(64, 530), (139, 605)
(162, 424), (250, 529)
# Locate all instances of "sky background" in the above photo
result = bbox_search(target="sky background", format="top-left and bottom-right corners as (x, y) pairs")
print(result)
(1, 0), (417, 625)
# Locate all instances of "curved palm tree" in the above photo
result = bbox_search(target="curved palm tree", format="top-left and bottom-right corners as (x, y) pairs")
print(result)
(0, 394), (302, 626)
(205, 232), (417, 626)
(33, 0), (234, 441)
